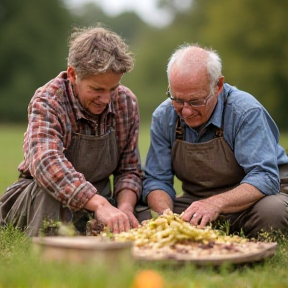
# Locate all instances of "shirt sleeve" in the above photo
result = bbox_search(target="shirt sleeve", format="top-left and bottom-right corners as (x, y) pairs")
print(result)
(231, 106), (280, 195)
(23, 96), (96, 211)
(143, 104), (176, 202)
(113, 90), (142, 199)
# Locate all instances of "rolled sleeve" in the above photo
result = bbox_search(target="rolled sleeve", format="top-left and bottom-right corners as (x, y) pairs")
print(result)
(143, 176), (176, 202)
(114, 174), (142, 200)
(241, 172), (279, 196)
(227, 98), (282, 196)
(66, 181), (97, 211)
(143, 101), (177, 202)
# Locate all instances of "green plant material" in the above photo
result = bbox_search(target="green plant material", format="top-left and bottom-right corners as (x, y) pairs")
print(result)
(57, 222), (77, 236)
(0, 225), (29, 261)
(102, 226), (114, 239)
(256, 228), (287, 243)
(40, 219), (77, 236)
(150, 210), (160, 219)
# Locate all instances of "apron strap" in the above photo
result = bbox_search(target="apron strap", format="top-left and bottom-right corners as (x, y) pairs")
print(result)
(175, 117), (185, 140)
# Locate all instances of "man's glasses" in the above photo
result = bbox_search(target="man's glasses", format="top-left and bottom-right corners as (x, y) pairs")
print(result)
(166, 86), (214, 108)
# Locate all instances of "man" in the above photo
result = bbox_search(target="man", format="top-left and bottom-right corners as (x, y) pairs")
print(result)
(140, 44), (288, 238)
(0, 24), (142, 236)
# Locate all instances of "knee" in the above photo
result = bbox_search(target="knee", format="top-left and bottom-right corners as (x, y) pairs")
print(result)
(245, 194), (288, 237)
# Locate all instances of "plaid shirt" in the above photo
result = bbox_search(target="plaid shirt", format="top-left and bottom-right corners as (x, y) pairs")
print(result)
(18, 72), (142, 211)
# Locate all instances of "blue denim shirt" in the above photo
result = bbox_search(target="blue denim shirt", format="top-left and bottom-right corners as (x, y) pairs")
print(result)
(143, 83), (288, 201)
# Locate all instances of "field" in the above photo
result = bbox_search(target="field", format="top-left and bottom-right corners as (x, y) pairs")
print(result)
(1, 124), (288, 287)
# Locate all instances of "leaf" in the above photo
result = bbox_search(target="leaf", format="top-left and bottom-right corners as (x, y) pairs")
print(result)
(150, 210), (160, 219)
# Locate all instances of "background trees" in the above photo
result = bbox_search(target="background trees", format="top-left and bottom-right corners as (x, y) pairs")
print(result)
(0, 0), (287, 130)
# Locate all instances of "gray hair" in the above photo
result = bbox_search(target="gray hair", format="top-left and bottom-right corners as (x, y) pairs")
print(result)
(67, 24), (134, 79)
(167, 43), (222, 88)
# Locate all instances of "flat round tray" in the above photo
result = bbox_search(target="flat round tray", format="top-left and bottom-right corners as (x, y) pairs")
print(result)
(33, 236), (133, 264)
(132, 241), (277, 266)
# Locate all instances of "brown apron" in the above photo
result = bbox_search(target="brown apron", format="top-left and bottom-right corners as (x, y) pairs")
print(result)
(171, 115), (288, 237)
(0, 127), (118, 236)
(172, 128), (246, 199)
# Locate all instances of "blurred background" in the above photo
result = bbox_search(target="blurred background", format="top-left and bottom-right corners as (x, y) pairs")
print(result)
(0, 0), (287, 129)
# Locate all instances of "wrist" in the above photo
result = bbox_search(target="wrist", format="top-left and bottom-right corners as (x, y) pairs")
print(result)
(84, 194), (108, 212)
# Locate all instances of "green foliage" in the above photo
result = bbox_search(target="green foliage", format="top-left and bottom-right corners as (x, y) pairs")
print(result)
(1, 0), (287, 130)
(192, 0), (288, 130)
(0, 0), (72, 122)
(0, 225), (29, 261)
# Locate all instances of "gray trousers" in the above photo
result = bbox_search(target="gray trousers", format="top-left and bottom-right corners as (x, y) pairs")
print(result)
(0, 179), (92, 237)
(136, 193), (288, 239)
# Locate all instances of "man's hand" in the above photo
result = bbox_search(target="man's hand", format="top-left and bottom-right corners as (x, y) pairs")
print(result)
(181, 183), (264, 228)
(181, 199), (221, 228)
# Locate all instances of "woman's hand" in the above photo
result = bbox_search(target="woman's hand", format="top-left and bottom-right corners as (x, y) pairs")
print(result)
(85, 194), (131, 233)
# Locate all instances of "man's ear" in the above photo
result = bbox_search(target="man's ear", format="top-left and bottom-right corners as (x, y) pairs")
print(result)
(217, 76), (225, 94)
(67, 66), (77, 85)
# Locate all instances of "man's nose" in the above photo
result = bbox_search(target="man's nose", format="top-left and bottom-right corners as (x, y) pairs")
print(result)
(181, 102), (193, 113)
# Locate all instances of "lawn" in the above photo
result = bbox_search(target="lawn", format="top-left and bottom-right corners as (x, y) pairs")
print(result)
(1, 124), (288, 288)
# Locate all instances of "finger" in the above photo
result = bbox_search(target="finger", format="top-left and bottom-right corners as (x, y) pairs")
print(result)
(190, 213), (202, 226)
(105, 219), (113, 233)
(117, 214), (131, 233)
(121, 217), (131, 232)
(112, 219), (121, 234)
(182, 208), (197, 222)
(128, 214), (140, 229)
(118, 219), (127, 233)
(198, 215), (210, 228)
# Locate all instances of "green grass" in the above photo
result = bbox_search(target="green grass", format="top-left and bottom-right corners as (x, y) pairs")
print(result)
(1, 226), (288, 287)
(1, 124), (288, 287)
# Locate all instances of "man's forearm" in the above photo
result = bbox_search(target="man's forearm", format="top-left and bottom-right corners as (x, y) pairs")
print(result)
(205, 183), (264, 214)
(147, 190), (173, 214)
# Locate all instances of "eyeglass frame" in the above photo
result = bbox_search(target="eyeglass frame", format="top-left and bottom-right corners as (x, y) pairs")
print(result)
(166, 80), (219, 108)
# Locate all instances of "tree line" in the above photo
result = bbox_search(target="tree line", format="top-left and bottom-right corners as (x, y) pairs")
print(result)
(0, 0), (287, 131)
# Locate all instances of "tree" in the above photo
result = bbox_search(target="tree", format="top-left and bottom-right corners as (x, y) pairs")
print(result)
(0, 0), (72, 122)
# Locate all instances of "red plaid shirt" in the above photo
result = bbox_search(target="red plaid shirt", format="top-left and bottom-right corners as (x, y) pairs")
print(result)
(18, 72), (142, 210)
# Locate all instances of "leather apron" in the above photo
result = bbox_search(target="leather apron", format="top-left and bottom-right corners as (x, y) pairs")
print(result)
(172, 126), (246, 199)
(172, 92), (246, 202)
(65, 128), (118, 198)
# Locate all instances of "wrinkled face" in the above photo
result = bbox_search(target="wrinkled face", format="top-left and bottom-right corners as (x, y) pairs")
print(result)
(67, 66), (123, 115)
(169, 68), (224, 129)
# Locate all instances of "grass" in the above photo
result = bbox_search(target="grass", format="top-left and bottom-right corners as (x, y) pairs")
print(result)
(1, 123), (288, 287)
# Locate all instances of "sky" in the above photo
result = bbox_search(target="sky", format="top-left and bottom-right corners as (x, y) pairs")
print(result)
(64, 0), (191, 27)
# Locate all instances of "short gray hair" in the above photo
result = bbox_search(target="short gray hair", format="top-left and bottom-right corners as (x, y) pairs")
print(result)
(167, 43), (222, 87)
(67, 24), (134, 79)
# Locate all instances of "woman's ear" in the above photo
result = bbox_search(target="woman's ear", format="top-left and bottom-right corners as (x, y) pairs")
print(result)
(67, 66), (77, 85)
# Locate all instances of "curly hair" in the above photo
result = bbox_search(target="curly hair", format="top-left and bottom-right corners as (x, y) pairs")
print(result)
(67, 24), (134, 79)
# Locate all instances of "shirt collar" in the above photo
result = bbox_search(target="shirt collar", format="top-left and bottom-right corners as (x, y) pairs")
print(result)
(206, 90), (226, 129)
